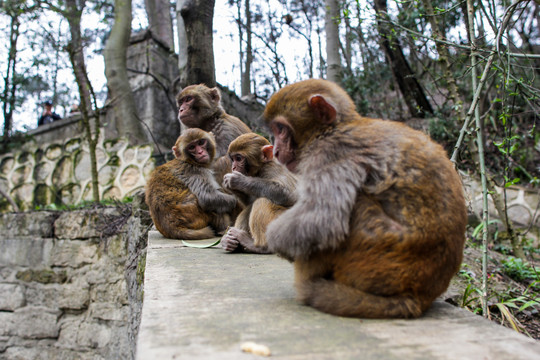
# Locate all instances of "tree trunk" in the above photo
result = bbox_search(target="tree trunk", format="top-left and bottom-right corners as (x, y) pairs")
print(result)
(2, 12), (19, 141)
(420, 0), (463, 118)
(176, 0), (189, 86)
(241, 0), (253, 97)
(179, 0), (216, 87)
(373, 0), (433, 118)
(65, 0), (100, 202)
(104, 0), (148, 145)
(325, 0), (341, 82)
(145, 0), (175, 51)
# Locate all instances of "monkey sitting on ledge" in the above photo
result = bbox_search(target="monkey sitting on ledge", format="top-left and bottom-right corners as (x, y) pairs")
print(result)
(262, 79), (467, 319)
(220, 133), (297, 254)
(145, 129), (237, 240)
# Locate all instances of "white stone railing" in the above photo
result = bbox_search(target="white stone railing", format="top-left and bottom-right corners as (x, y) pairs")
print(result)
(0, 133), (155, 212)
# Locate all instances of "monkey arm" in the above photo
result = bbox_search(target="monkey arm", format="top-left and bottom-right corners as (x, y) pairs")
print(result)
(183, 171), (237, 213)
(266, 163), (364, 261)
(224, 171), (297, 207)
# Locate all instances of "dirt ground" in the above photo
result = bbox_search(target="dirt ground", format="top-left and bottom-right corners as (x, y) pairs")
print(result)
(444, 243), (540, 340)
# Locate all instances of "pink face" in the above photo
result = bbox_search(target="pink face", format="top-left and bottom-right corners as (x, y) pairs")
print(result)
(270, 118), (297, 172)
(187, 138), (210, 164)
(230, 154), (248, 174)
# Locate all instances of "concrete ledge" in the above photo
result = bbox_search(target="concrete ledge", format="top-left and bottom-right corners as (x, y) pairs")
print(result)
(137, 231), (540, 359)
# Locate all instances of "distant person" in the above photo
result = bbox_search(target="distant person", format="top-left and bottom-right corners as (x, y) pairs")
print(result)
(38, 100), (61, 126)
(69, 103), (80, 114)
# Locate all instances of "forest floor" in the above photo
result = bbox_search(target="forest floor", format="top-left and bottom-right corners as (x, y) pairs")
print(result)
(445, 242), (540, 340)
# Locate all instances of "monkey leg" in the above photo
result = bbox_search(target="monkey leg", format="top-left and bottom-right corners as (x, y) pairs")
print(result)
(249, 198), (286, 248)
(295, 277), (423, 319)
(210, 213), (232, 235)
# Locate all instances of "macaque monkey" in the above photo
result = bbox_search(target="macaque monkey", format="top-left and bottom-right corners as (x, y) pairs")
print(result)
(145, 129), (237, 240)
(263, 79), (467, 319)
(176, 84), (252, 181)
(220, 133), (297, 254)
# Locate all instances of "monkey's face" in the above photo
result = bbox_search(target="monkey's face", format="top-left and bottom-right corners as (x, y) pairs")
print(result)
(177, 94), (198, 127)
(186, 138), (211, 164)
(230, 153), (248, 174)
(175, 128), (216, 165)
(176, 85), (222, 128)
(228, 133), (273, 176)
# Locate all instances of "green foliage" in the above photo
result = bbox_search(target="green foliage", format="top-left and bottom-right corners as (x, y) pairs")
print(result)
(0, 131), (33, 154)
(502, 257), (539, 284)
(34, 196), (134, 212)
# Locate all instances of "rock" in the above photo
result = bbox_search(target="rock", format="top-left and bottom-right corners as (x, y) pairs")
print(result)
(0, 284), (25, 310)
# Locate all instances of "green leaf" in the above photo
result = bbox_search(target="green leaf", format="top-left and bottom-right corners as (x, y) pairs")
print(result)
(182, 237), (221, 248)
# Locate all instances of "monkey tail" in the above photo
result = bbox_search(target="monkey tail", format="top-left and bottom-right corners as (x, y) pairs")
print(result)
(159, 225), (216, 240)
(296, 278), (423, 319)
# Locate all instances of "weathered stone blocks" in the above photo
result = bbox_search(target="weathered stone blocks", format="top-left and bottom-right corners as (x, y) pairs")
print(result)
(0, 284), (25, 311)
(0, 208), (147, 359)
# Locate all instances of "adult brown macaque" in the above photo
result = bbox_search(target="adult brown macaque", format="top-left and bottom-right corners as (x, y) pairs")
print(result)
(145, 129), (237, 240)
(176, 84), (252, 182)
(263, 79), (467, 319)
(220, 133), (297, 254)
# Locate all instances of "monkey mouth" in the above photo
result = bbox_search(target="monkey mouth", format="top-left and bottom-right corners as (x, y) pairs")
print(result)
(179, 114), (195, 124)
(197, 155), (210, 163)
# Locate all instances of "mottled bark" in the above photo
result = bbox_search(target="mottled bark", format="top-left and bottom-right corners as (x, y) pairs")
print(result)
(178, 0), (216, 87)
(373, 0), (433, 118)
(325, 0), (341, 82)
(104, 0), (148, 145)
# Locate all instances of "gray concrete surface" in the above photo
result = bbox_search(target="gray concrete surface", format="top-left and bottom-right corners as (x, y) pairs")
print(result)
(137, 231), (540, 359)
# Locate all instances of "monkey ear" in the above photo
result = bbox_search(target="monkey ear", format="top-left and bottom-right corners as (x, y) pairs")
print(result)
(209, 88), (221, 103)
(309, 95), (337, 125)
(261, 145), (274, 162)
(172, 146), (181, 159)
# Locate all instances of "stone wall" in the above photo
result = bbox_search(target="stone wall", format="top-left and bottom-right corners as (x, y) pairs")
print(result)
(0, 135), (155, 212)
(0, 206), (149, 360)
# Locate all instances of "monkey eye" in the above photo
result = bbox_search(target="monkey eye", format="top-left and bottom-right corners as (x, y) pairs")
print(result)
(188, 144), (196, 151)
(184, 96), (193, 102)
(233, 155), (243, 162)
(273, 122), (285, 135)
(198, 139), (207, 146)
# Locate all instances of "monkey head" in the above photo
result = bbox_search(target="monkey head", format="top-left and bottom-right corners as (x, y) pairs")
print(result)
(227, 133), (274, 176)
(176, 84), (224, 128)
(172, 128), (216, 166)
(263, 79), (358, 172)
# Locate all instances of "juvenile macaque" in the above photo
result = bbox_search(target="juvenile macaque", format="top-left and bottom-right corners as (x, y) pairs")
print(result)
(263, 79), (467, 319)
(176, 84), (252, 181)
(220, 133), (297, 254)
(145, 129), (237, 239)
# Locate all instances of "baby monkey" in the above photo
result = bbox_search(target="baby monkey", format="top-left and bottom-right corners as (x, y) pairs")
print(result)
(145, 129), (237, 239)
(221, 133), (297, 253)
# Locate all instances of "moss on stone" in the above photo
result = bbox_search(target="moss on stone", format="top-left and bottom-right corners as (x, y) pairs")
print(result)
(34, 184), (56, 208)
(0, 156), (14, 175)
(45, 144), (63, 160)
(52, 156), (73, 186)
(17, 151), (32, 164)
(64, 138), (81, 152)
(107, 155), (120, 167)
(136, 252), (146, 286)
(16, 269), (68, 284)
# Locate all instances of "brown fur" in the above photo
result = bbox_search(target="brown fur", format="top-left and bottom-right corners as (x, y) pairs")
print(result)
(176, 84), (252, 182)
(221, 133), (297, 253)
(145, 129), (237, 240)
(263, 79), (467, 318)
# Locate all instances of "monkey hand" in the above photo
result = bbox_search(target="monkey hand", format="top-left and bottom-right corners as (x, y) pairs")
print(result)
(221, 229), (240, 252)
(223, 171), (248, 191)
(265, 213), (303, 262)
